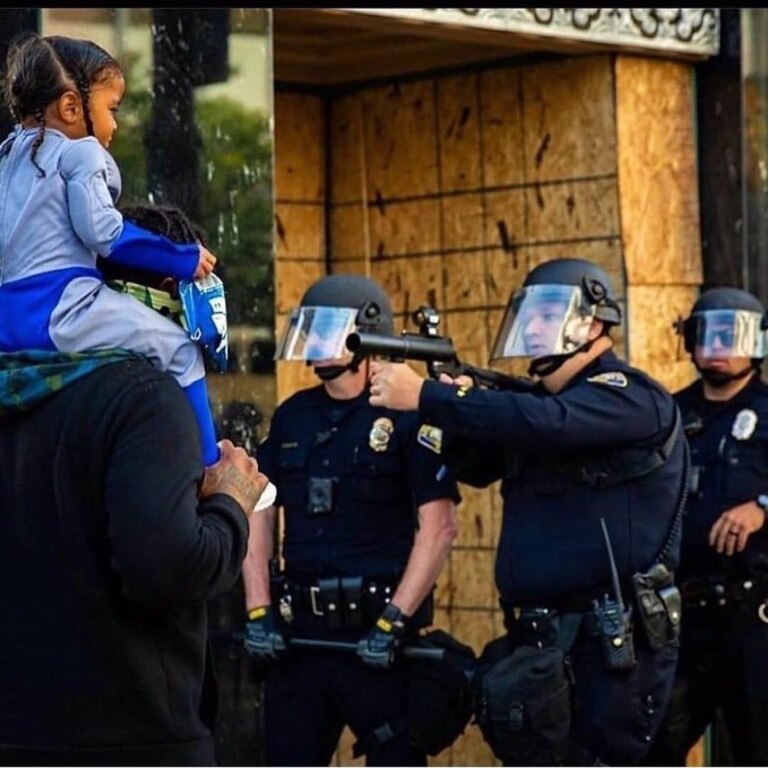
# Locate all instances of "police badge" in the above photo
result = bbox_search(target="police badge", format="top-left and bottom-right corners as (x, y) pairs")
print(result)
(369, 417), (394, 452)
(732, 409), (758, 441)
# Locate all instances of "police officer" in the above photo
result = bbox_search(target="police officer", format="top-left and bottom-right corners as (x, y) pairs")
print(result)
(370, 257), (687, 765)
(644, 287), (768, 766)
(241, 274), (460, 767)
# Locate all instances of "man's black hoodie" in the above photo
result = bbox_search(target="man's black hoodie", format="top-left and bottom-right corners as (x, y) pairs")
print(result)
(0, 355), (248, 766)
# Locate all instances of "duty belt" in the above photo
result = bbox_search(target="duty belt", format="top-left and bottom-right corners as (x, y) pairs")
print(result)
(503, 606), (585, 650)
(272, 569), (434, 631)
(681, 574), (768, 623)
(280, 577), (395, 619)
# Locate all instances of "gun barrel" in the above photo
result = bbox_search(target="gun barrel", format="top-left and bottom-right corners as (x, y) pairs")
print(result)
(346, 331), (457, 363)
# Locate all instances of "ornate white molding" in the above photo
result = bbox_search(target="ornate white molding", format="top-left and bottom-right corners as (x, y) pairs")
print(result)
(337, 8), (720, 59)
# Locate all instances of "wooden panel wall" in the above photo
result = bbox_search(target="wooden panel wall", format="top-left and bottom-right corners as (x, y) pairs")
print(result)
(616, 56), (702, 394)
(272, 52), (702, 767)
(273, 91), (328, 401)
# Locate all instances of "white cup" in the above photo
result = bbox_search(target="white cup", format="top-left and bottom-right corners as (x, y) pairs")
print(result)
(253, 481), (277, 512)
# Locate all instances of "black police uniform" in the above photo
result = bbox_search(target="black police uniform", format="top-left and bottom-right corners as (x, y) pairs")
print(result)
(421, 349), (686, 766)
(645, 374), (768, 766)
(256, 383), (460, 766)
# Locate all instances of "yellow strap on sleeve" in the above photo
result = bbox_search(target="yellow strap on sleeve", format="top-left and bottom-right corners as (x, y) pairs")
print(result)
(248, 606), (268, 621)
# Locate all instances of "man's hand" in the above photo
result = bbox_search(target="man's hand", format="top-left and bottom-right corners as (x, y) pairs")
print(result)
(357, 603), (408, 669)
(369, 361), (425, 410)
(244, 605), (286, 662)
(438, 372), (474, 388)
(194, 245), (217, 279)
(200, 439), (269, 516)
(709, 500), (766, 555)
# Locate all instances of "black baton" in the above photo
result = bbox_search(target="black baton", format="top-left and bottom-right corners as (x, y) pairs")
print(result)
(289, 636), (445, 661)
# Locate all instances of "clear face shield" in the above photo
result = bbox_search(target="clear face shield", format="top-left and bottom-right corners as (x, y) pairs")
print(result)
(691, 309), (767, 359)
(275, 306), (359, 362)
(491, 284), (597, 361)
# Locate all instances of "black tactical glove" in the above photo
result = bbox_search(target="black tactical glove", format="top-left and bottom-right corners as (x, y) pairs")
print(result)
(357, 602), (408, 669)
(244, 605), (286, 662)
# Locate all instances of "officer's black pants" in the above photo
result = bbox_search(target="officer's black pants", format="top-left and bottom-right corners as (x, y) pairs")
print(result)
(567, 629), (678, 766)
(643, 607), (768, 767)
(263, 649), (425, 767)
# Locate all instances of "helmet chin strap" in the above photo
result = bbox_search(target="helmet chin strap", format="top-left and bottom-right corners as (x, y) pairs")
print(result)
(311, 353), (364, 382)
(528, 354), (569, 378)
(527, 338), (599, 378)
(697, 360), (757, 387)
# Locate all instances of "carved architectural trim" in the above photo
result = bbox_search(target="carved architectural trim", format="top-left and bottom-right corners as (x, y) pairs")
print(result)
(339, 8), (720, 59)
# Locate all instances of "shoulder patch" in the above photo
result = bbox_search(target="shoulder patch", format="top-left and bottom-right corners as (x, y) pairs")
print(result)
(417, 424), (443, 454)
(586, 371), (628, 388)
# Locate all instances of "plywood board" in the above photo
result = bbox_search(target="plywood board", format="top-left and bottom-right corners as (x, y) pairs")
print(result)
(436, 72), (483, 192)
(328, 94), (364, 204)
(450, 725), (500, 768)
(274, 257), (325, 315)
(366, 198), (442, 259)
(441, 192), (488, 252)
(451, 549), (498, 609)
(521, 56), (617, 182)
(522, 178), (621, 252)
(359, 79), (440, 200)
(371, 253), (444, 318)
(441, 308), (494, 369)
(442, 249), (489, 310)
(484, 246), (530, 310)
(616, 56), (702, 286)
(328, 204), (366, 261)
(455, 484), (496, 549)
(480, 67), (526, 190)
(627, 284), (700, 393)
(275, 92), (325, 201)
(274, 204), (325, 260)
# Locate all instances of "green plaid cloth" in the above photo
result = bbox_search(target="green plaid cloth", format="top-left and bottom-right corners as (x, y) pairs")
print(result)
(0, 349), (136, 415)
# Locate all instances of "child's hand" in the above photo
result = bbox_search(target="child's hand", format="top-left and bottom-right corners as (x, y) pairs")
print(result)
(194, 246), (217, 279)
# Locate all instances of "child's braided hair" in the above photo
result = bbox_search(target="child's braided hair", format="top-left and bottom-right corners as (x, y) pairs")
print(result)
(1, 32), (121, 175)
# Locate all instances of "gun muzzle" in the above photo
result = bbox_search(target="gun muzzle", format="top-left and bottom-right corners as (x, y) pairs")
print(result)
(346, 331), (457, 363)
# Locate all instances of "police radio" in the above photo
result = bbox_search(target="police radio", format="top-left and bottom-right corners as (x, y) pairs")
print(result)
(593, 518), (637, 670)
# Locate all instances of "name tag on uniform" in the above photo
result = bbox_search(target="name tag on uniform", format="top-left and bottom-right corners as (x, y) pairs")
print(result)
(417, 424), (443, 454)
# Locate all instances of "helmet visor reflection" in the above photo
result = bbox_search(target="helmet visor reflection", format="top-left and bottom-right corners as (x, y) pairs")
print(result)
(491, 284), (596, 361)
(695, 309), (766, 358)
(275, 306), (358, 361)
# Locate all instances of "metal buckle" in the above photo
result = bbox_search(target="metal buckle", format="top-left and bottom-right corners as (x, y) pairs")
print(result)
(278, 594), (294, 624)
(309, 586), (324, 616)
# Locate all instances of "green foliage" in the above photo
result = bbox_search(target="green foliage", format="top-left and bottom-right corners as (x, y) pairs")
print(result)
(197, 97), (274, 329)
(110, 61), (274, 330)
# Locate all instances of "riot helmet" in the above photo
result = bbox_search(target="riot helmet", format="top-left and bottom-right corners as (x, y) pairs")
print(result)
(491, 257), (621, 376)
(677, 287), (767, 385)
(275, 274), (394, 380)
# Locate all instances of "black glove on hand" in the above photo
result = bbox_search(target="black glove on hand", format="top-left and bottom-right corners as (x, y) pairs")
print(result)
(357, 602), (408, 669)
(244, 605), (286, 662)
